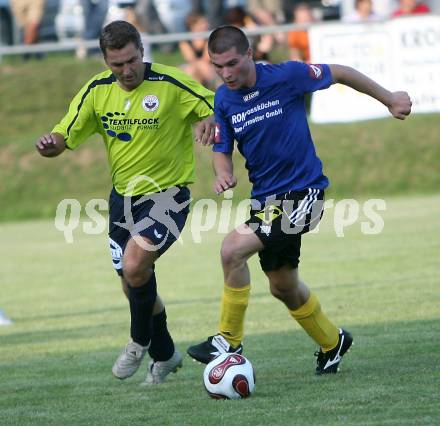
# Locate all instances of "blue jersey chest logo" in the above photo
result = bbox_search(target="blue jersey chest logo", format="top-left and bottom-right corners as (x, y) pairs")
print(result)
(229, 99), (283, 135)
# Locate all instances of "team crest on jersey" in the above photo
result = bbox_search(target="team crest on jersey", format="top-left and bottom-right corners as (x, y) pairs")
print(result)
(142, 95), (160, 112)
(309, 64), (323, 80)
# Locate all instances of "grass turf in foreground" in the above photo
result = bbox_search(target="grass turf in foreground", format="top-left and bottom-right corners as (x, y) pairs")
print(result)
(0, 193), (439, 425)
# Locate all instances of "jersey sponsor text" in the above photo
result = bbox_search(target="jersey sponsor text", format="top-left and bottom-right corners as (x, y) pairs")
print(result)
(231, 100), (280, 124)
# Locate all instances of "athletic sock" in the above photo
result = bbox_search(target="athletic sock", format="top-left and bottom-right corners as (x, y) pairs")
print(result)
(127, 273), (157, 347)
(219, 283), (250, 348)
(148, 308), (175, 361)
(288, 292), (339, 352)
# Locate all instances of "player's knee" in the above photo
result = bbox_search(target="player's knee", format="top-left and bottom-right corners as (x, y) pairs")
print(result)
(220, 238), (244, 270)
(269, 281), (298, 306)
(267, 269), (299, 300)
(269, 281), (288, 300)
(123, 260), (153, 287)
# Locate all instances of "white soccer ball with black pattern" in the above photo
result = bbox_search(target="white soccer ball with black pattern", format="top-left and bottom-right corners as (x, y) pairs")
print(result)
(203, 353), (255, 399)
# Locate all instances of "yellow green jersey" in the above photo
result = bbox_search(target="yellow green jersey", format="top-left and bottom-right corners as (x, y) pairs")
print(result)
(53, 62), (214, 195)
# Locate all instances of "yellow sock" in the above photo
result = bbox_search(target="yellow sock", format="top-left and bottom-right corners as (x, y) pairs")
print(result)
(289, 293), (339, 352)
(219, 283), (250, 348)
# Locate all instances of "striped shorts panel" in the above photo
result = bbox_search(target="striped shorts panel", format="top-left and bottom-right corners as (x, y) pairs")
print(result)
(245, 188), (324, 271)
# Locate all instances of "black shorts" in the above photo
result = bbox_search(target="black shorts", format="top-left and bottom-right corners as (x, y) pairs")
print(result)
(245, 188), (324, 272)
(108, 186), (190, 276)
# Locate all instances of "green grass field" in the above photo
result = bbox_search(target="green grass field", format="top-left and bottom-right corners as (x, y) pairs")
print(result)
(1, 194), (439, 425)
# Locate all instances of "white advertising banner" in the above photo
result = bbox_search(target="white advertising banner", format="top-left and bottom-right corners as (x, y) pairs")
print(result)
(309, 15), (440, 123)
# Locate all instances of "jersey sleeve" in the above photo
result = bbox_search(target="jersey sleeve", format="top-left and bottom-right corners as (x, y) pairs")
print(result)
(212, 93), (234, 154)
(52, 77), (100, 150)
(177, 72), (214, 123)
(283, 61), (333, 94)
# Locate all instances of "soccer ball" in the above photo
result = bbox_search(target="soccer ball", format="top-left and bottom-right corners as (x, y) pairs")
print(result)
(203, 353), (255, 399)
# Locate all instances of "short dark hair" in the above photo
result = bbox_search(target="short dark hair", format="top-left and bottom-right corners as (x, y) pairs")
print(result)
(208, 25), (250, 55)
(99, 20), (143, 56)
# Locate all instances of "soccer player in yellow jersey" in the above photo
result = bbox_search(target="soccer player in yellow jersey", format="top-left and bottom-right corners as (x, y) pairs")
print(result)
(35, 21), (215, 385)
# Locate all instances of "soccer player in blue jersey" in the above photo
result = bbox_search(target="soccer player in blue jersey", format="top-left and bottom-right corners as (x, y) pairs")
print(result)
(36, 21), (215, 385)
(187, 25), (412, 374)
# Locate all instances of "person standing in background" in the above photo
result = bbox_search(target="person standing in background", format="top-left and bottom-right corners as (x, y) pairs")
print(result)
(191, 0), (225, 28)
(247, 0), (285, 23)
(77, 0), (109, 58)
(287, 3), (316, 63)
(392, 0), (430, 16)
(343, 0), (382, 22)
(179, 13), (218, 87)
(10, 0), (46, 46)
(81, 0), (109, 40)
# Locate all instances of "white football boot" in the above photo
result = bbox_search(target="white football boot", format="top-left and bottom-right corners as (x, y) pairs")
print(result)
(141, 349), (183, 385)
(112, 341), (149, 379)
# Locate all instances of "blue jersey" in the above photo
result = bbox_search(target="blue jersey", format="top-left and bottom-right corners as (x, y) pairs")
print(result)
(213, 61), (333, 201)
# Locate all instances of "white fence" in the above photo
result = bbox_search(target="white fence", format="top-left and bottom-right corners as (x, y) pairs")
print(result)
(0, 22), (308, 55)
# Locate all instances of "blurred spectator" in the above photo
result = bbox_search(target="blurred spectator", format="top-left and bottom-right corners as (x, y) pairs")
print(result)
(247, 0), (285, 23)
(392, 0), (430, 16)
(10, 0), (46, 45)
(224, 6), (272, 61)
(135, 0), (167, 34)
(341, 0), (397, 19)
(247, 1), (285, 46)
(287, 3), (315, 63)
(179, 13), (217, 87)
(371, 0), (397, 17)
(81, 0), (108, 40)
(104, 0), (152, 60)
(108, 0), (141, 29)
(153, 0), (192, 33)
(284, 0), (340, 21)
(343, 0), (382, 22)
(191, 0), (225, 28)
(77, 0), (108, 58)
(55, 0), (85, 40)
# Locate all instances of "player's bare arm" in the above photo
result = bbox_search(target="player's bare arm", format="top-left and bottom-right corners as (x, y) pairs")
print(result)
(35, 132), (66, 157)
(329, 64), (412, 120)
(194, 115), (215, 146)
(213, 152), (237, 194)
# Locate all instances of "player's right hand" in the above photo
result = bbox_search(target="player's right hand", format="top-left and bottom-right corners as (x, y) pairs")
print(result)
(35, 134), (64, 157)
(214, 174), (237, 195)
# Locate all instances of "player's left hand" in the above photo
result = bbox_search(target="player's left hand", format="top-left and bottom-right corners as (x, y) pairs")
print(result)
(388, 91), (412, 120)
(194, 115), (215, 145)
